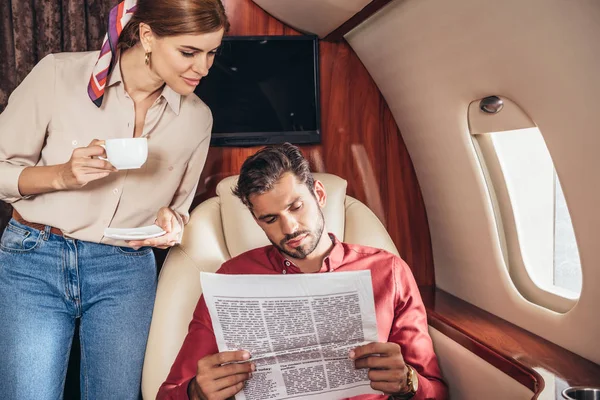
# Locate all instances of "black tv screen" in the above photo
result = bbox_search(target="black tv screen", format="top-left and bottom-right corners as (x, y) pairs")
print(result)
(195, 36), (321, 147)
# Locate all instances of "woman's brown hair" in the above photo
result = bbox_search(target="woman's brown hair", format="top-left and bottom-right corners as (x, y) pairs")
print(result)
(118, 0), (230, 50)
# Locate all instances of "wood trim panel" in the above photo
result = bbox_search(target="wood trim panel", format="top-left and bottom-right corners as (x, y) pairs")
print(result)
(188, 0), (435, 286)
(421, 286), (600, 398)
(324, 0), (395, 42)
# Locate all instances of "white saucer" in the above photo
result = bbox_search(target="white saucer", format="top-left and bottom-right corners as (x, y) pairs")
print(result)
(104, 225), (166, 240)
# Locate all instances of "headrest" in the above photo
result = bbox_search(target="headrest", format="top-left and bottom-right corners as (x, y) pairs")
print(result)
(216, 173), (348, 258)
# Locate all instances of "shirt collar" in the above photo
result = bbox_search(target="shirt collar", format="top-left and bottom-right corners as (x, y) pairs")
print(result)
(268, 233), (345, 273)
(106, 55), (124, 88)
(160, 85), (182, 115)
(106, 57), (182, 115)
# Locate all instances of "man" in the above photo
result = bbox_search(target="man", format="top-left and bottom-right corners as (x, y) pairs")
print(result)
(158, 143), (448, 400)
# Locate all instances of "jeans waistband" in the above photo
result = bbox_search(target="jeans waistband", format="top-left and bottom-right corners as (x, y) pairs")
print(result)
(12, 210), (64, 237)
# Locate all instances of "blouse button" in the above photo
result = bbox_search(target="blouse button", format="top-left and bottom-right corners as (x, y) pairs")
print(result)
(284, 261), (291, 267)
(113, 188), (119, 194)
(72, 140), (78, 146)
(282, 269), (287, 274)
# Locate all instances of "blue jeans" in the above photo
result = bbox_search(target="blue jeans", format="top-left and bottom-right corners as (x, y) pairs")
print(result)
(0, 219), (157, 399)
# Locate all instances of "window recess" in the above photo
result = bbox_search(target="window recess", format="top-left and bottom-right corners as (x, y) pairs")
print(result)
(468, 96), (582, 313)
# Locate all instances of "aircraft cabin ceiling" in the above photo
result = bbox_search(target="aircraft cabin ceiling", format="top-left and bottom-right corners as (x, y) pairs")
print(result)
(252, 0), (373, 37)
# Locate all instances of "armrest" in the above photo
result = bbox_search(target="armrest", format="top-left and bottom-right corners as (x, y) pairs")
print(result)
(420, 286), (600, 399)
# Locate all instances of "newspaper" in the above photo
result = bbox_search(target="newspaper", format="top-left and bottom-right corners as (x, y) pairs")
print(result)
(201, 270), (381, 400)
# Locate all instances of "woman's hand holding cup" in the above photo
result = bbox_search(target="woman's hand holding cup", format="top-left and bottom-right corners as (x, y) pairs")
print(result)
(57, 139), (117, 190)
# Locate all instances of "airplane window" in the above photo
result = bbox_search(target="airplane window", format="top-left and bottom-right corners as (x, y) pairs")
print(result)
(553, 174), (582, 293)
(475, 127), (582, 300)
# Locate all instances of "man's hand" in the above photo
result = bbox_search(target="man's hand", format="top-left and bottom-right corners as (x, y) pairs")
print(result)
(187, 350), (255, 400)
(128, 207), (183, 249)
(350, 342), (410, 396)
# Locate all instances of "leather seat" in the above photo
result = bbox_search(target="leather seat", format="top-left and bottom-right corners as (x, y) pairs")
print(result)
(141, 173), (398, 399)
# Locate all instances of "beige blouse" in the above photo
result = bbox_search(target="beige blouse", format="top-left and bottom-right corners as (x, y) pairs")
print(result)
(0, 51), (212, 245)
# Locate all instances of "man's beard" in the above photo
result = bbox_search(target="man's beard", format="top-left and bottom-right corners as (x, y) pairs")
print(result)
(271, 208), (325, 260)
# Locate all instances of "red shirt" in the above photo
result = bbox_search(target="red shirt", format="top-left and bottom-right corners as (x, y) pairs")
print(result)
(158, 235), (448, 400)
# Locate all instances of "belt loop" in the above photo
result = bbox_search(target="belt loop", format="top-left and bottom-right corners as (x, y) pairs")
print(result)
(43, 225), (51, 241)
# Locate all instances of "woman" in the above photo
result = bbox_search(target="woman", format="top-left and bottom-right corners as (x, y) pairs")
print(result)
(0, 0), (228, 398)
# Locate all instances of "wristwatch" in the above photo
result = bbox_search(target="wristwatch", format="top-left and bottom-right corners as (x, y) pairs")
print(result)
(389, 365), (418, 399)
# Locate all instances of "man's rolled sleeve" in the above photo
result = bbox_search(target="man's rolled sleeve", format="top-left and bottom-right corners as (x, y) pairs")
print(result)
(410, 372), (448, 400)
(159, 378), (194, 400)
(0, 54), (55, 203)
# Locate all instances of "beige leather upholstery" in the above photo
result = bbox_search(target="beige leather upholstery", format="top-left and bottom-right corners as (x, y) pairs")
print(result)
(429, 327), (534, 400)
(141, 173), (398, 399)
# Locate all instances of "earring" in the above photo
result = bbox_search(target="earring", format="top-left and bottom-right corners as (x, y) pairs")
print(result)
(144, 51), (151, 66)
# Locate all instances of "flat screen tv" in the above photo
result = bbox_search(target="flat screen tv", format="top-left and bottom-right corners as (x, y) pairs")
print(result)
(194, 35), (321, 147)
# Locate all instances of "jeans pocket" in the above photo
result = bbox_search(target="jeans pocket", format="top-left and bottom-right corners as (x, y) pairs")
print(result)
(115, 246), (153, 257)
(0, 223), (43, 253)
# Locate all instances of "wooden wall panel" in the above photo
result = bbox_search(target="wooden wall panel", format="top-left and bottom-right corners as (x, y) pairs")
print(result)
(195, 0), (435, 286)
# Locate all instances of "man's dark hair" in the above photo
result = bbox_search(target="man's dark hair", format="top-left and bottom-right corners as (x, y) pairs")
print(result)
(233, 143), (315, 208)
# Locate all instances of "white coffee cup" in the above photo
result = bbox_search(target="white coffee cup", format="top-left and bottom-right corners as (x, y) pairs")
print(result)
(101, 138), (148, 170)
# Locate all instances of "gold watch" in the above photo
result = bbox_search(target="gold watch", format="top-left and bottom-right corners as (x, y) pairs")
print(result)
(389, 365), (418, 399)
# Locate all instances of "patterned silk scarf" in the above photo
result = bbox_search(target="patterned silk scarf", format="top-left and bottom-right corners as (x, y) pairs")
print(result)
(88, 0), (137, 107)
